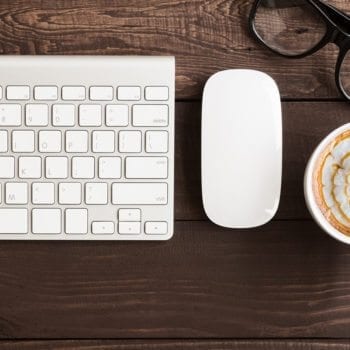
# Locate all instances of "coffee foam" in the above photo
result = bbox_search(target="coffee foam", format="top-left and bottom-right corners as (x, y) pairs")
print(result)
(313, 130), (350, 236)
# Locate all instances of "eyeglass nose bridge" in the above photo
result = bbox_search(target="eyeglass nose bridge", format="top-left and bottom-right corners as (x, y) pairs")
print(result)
(330, 30), (349, 47)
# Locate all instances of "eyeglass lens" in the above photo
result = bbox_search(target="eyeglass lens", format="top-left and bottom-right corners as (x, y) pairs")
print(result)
(340, 51), (350, 97)
(253, 0), (328, 56)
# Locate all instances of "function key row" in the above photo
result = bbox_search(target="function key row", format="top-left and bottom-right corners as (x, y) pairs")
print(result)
(0, 86), (169, 101)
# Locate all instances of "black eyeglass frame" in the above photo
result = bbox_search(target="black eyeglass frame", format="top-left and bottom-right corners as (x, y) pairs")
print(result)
(249, 0), (350, 100)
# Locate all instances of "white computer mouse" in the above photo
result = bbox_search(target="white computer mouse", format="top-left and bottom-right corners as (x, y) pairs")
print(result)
(202, 69), (282, 228)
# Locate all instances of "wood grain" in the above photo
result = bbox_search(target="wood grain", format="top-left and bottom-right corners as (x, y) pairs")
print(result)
(1, 339), (350, 349)
(0, 0), (348, 99)
(1, 220), (350, 339)
(175, 101), (350, 220)
(1, 0), (350, 343)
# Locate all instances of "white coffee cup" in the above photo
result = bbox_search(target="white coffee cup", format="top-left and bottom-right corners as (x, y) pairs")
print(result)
(304, 123), (350, 244)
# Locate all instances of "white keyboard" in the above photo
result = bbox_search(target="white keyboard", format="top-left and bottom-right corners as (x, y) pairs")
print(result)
(0, 56), (175, 240)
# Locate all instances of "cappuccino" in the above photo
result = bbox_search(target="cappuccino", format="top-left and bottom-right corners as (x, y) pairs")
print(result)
(313, 129), (350, 236)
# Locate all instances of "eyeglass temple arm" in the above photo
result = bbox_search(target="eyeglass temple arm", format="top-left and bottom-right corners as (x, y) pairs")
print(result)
(311, 0), (350, 30)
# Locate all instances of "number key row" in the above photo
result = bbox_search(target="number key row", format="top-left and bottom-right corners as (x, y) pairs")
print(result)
(0, 104), (168, 127)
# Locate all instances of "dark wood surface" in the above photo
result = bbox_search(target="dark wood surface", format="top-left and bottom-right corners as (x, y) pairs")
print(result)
(1, 340), (350, 350)
(2, 219), (350, 339)
(1, 0), (350, 349)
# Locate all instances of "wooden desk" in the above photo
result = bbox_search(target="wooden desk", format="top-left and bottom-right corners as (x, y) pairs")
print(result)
(1, 0), (350, 349)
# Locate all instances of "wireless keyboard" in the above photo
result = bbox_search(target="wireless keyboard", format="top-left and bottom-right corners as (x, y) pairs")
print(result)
(0, 56), (175, 240)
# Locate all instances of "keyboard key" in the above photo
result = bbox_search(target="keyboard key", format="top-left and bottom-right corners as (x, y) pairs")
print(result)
(62, 86), (86, 101)
(46, 157), (68, 179)
(146, 131), (168, 153)
(0, 130), (8, 152)
(119, 131), (141, 153)
(118, 222), (141, 235)
(79, 104), (102, 126)
(32, 208), (61, 234)
(92, 131), (115, 153)
(59, 182), (82, 205)
(0, 104), (21, 126)
(66, 130), (88, 153)
(0, 157), (15, 178)
(65, 209), (88, 234)
(132, 105), (168, 126)
(25, 104), (49, 126)
(0, 209), (28, 234)
(92, 221), (114, 234)
(118, 208), (141, 222)
(39, 131), (62, 153)
(52, 104), (75, 126)
(19, 156), (41, 179)
(7, 86), (30, 100)
(5, 183), (28, 204)
(32, 183), (55, 205)
(85, 182), (108, 204)
(112, 183), (167, 205)
(34, 86), (58, 100)
(98, 157), (121, 179)
(145, 221), (168, 235)
(72, 157), (94, 179)
(12, 130), (35, 153)
(125, 157), (168, 179)
(117, 86), (141, 101)
(145, 86), (169, 101)
(106, 105), (128, 126)
(90, 86), (113, 101)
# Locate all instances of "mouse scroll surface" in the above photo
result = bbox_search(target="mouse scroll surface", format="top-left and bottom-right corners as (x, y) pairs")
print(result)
(201, 70), (282, 228)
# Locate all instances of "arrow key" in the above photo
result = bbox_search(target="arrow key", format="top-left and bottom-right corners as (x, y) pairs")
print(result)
(145, 221), (168, 235)
(92, 221), (115, 234)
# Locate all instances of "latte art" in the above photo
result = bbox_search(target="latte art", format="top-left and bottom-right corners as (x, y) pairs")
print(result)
(314, 130), (350, 235)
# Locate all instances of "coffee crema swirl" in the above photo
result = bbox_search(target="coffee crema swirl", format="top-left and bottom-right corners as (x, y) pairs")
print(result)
(313, 130), (350, 236)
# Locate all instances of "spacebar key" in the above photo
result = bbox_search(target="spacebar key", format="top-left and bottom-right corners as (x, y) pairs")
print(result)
(0, 209), (28, 234)
(112, 183), (168, 205)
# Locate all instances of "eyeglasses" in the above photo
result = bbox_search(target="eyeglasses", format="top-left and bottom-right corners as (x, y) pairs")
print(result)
(249, 0), (350, 100)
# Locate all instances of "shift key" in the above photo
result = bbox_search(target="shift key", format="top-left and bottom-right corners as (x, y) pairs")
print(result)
(112, 183), (168, 205)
